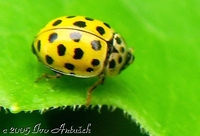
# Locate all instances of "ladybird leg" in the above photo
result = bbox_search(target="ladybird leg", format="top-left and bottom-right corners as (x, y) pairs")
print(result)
(100, 76), (105, 84)
(86, 74), (105, 107)
(35, 73), (62, 82)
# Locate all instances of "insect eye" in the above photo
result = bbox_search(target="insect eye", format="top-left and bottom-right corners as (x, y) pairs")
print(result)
(120, 50), (134, 71)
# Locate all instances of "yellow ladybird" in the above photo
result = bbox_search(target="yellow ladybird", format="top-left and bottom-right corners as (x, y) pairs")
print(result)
(32, 16), (134, 106)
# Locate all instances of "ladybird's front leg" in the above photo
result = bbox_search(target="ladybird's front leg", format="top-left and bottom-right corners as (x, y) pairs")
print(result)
(86, 74), (105, 107)
(35, 72), (62, 82)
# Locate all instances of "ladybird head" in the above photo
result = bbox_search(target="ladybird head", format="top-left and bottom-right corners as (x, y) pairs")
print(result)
(105, 34), (134, 76)
(120, 48), (134, 71)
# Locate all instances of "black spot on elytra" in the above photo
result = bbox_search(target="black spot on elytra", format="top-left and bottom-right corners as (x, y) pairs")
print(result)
(46, 55), (54, 65)
(112, 47), (119, 53)
(52, 19), (62, 26)
(85, 17), (94, 21)
(91, 40), (101, 51)
(109, 59), (116, 69)
(91, 59), (100, 66)
(64, 63), (75, 70)
(49, 33), (58, 43)
(120, 47), (125, 53)
(115, 36), (122, 45)
(96, 26), (105, 35)
(118, 56), (122, 64)
(67, 16), (75, 18)
(37, 40), (41, 52)
(86, 68), (94, 72)
(73, 21), (86, 28)
(57, 44), (66, 56)
(70, 32), (82, 42)
(70, 72), (75, 75)
(73, 48), (84, 59)
(104, 22), (110, 28)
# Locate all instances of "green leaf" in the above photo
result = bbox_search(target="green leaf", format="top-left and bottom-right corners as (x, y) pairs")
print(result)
(0, 0), (200, 136)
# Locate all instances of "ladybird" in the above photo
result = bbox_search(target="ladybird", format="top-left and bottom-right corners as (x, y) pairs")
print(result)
(32, 16), (134, 106)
